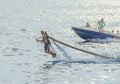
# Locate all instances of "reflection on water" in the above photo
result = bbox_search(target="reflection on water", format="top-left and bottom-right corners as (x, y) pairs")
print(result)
(34, 63), (54, 84)
(35, 62), (70, 84)
(0, 0), (120, 84)
(43, 63), (55, 69)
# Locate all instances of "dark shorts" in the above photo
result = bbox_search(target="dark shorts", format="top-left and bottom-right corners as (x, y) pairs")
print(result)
(44, 43), (50, 52)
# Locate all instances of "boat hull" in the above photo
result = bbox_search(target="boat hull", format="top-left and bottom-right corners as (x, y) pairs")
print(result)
(72, 27), (117, 42)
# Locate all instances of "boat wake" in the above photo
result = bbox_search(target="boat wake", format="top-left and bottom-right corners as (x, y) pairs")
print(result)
(49, 40), (120, 64)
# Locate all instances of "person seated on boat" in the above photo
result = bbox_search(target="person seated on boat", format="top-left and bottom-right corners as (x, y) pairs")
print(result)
(36, 31), (56, 58)
(85, 22), (91, 28)
(97, 18), (105, 32)
(117, 30), (119, 34)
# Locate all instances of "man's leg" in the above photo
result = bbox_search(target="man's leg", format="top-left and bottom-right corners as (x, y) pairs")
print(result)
(45, 44), (56, 58)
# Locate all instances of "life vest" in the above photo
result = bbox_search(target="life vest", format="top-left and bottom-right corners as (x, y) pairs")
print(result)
(98, 21), (105, 29)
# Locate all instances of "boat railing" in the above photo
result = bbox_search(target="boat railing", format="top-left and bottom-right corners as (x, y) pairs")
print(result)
(81, 27), (120, 37)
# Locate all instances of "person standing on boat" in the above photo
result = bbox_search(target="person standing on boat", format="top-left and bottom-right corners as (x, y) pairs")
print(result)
(85, 22), (91, 28)
(97, 18), (105, 32)
(36, 31), (56, 58)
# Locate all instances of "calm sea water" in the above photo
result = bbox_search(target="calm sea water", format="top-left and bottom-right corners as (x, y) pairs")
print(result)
(0, 0), (120, 84)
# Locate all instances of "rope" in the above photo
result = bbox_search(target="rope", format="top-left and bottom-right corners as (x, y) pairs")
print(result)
(49, 37), (114, 59)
